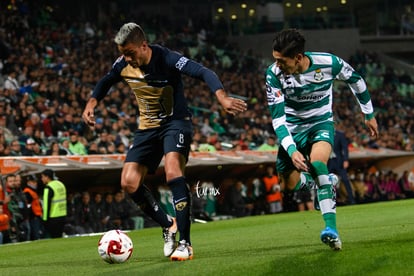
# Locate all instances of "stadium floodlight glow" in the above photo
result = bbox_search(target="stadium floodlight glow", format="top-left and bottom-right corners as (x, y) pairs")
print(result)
(241, 3), (247, 9)
(217, 7), (224, 13)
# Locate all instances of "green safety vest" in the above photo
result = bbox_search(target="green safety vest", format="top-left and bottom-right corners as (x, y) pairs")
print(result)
(43, 180), (67, 220)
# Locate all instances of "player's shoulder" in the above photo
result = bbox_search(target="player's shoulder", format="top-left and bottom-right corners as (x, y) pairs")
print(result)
(150, 44), (174, 58)
(150, 43), (166, 53)
(306, 51), (342, 65)
(150, 44), (184, 66)
(266, 63), (282, 78)
(112, 56), (128, 71)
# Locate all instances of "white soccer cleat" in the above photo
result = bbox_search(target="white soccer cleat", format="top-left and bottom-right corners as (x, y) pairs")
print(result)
(170, 240), (193, 261)
(163, 217), (177, 257)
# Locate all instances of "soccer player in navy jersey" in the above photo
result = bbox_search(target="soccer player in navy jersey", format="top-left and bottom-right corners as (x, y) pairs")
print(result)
(82, 23), (247, 261)
(265, 29), (379, 250)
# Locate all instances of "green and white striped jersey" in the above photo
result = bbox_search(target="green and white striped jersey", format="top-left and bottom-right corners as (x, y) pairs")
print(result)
(265, 51), (374, 156)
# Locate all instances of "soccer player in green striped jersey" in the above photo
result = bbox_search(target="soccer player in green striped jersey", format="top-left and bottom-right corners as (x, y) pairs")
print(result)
(265, 29), (379, 250)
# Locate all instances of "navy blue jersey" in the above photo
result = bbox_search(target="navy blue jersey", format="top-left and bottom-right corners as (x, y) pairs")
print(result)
(92, 44), (224, 129)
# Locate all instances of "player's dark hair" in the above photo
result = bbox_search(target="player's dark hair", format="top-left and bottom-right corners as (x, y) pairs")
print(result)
(272, 28), (305, 58)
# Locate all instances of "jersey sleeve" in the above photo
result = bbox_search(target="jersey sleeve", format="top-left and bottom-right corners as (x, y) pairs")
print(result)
(333, 56), (375, 120)
(165, 50), (224, 93)
(91, 56), (125, 102)
(265, 66), (297, 157)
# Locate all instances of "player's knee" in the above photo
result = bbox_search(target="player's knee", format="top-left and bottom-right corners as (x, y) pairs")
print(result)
(121, 175), (142, 194)
(121, 180), (133, 194)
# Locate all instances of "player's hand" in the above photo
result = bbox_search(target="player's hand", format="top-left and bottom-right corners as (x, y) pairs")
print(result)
(221, 97), (248, 115)
(365, 117), (379, 139)
(215, 89), (247, 115)
(82, 108), (96, 127)
(82, 98), (98, 127)
(291, 151), (309, 172)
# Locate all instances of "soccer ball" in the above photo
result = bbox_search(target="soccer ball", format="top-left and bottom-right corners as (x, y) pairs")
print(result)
(98, 229), (133, 264)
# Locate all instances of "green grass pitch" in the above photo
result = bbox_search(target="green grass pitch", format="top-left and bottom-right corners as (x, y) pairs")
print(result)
(1, 199), (414, 276)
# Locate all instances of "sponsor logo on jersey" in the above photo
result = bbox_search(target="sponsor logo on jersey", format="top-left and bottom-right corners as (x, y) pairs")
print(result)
(295, 94), (325, 101)
(175, 57), (189, 70)
(314, 68), (324, 81)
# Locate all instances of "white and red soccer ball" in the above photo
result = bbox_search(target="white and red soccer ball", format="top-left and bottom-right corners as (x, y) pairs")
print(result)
(98, 229), (133, 264)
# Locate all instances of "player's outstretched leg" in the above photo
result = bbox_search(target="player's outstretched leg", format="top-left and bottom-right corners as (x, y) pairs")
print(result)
(312, 161), (342, 250)
(168, 176), (193, 261)
(129, 184), (177, 256)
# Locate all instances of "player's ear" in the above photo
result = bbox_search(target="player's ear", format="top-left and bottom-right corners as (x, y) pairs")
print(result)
(141, 40), (148, 49)
(296, 53), (304, 61)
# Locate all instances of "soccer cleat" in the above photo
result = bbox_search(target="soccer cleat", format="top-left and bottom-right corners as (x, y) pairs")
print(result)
(170, 240), (193, 261)
(163, 217), (177, 257)
(320, 227), (342, 250)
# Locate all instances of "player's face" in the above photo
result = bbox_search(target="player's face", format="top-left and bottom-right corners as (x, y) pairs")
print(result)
(272, 51), (299, 75)
(118, 41), (149, 68)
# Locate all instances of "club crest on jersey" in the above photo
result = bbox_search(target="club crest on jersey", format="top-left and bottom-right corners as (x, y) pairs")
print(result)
(285, 88), (294, 95)
(314, 69), (324, 82)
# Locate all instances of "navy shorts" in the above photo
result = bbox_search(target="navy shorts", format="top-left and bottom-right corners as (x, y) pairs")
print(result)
(125, 119), (193, 174)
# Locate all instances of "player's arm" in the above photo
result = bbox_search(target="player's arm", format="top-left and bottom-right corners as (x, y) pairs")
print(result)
(333, 56), (379, 139)
(167, 51), (247, 115)
(82, 58), (124, 127)
(265, 70), (295, 155)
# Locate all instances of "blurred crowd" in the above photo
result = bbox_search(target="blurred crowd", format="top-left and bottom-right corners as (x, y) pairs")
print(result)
(0, 2), (414, 159)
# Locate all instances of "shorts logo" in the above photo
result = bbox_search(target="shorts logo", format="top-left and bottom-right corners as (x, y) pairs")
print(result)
(176, 133), (185, 148)
(175, 57), (189, 71)
(175, 201), (187, 211)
